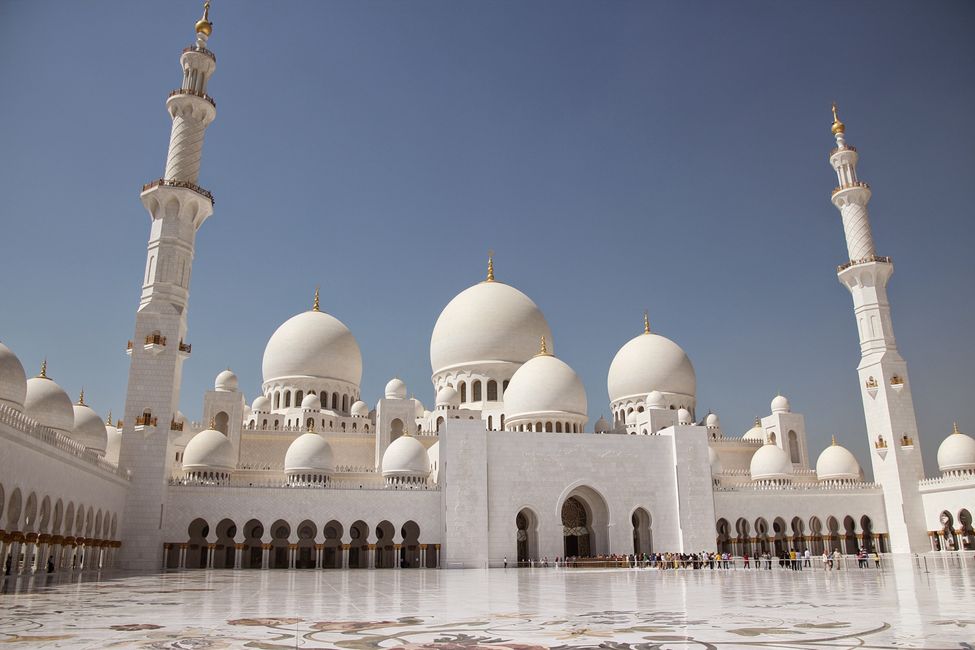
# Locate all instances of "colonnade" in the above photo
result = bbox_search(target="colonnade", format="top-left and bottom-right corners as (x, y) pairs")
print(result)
(162, 541), (440, 569)
(0, 530), (120, 575)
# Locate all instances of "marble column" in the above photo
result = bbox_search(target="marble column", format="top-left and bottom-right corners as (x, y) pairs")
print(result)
(288, 545), (296, 569)
(342, 544), (349, 569)
(420, 544), (427, 569)
(262, 545), (270, 569)
(434, 544), (441, 568)
(6, 541), (20, 574)
(207, 545), (215, 569)
(368, 544), (376, 569)
(394, 544), (401, 569)
(234, 545), (243, 569)
(178, 544), (187, 569)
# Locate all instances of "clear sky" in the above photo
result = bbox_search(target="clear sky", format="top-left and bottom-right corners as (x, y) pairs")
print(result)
(1, 1), (973, 477)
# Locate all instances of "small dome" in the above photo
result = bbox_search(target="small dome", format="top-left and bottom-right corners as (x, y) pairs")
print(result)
(594, 415), (611, 433)
(284, 433), (335, 474)
(816, 438), (860, 481)
(705, 412), (720, 428)
(646, 390), (668, 409)
(72, 400), (108, 453)
(750, 441), (794, 481)
(503, 353), (587, 422)
(708, 446), (723, 475)
(411, 397), (425, 418)
(301, 392), (321, 410)
(350, 400), (369, 417)
(262, 309), (362, 388)
(937, 423), (975, 473)
(385, 377), (407, 400)
(431, 279), (553, 377)
(742, 418), (765, 441)
(214, 369), (238, 392)
(771, 394), (791, 413)
(608, 332), (696, 404)
(182, 428), (235, 472)
(104, 421), (122, 464)
(677, 408), (692, 425)
(381, 435), (430, 478)
(0, 342), (27, 410)
(252, 395), (271, 412)
(436, 386), (459, 407)
(24, 373), (74, 434)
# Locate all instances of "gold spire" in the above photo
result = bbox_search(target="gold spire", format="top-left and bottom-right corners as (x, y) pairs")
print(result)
(308, 420), (315, 433)
(209, 416), (216, 429)
(312, 286), (320, 312)
(77, 388), (86, 406)
(195, 1), (212, 37)
(486, 250), (495, 282)
(953, 422), (961, 435)
(538, 336), (550, 356)
(106, 410), (113, 427)
(643, 310), (650, 334)
(831, 102), (845, 135)
(38, 358), (48, 379)
(831, 434), (837, 446)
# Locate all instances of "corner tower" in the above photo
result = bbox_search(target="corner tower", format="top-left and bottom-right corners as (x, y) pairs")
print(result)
(829, 105), (927, 553)
(118, 3), (218, 570)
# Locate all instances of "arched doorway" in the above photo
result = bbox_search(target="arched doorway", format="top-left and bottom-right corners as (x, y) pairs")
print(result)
(186, 518), (209, 569)
(735, 518), (751, 556)
(772, 517), (787, 555)
(270, 520), (291, 568)
(826, 516), (840, 554)
(296, 520), (317, 568)
(842, 516), (857, 554)
(632, 508), (652, 556)
(349, 520), (369, 568)
(959, 510), (974, 551)
(390, 419), (404, 443)
(809, 517), (824, 555)
(559, 487), (610, 558)
(242, 519), (264, 568)
(940, 511), (958, 551)
(375, 520), (395, 568)
(214, 519), (237, 568)
(516, 508), (538, 566)
(860, 515), (874, 553)
(791, 517), (806, 552)
(716, 518), (732, 554)
(214, 411), (229, 434)
(400, 521), (420, 568)
(323, 520), (343, 568)
(754, 518), (770, 554)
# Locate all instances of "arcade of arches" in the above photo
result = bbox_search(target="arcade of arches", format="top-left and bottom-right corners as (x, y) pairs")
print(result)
(714, 514), (890, 556)
(164, 518), (438, 570)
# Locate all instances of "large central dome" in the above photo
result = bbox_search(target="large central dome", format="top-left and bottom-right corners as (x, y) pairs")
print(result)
(430, 280), (552, 376)
(262, 309), (362, 387)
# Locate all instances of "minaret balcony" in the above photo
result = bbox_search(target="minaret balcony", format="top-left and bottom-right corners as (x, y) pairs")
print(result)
(182, 45), (216, 62)
(831, 180), (870, 196)
(178, 340), (192, 356)
(836, 255), (892, 272)
(142, 178), (215, 206)
(829, 144), (857, 157)
(168, 88), (216, 109)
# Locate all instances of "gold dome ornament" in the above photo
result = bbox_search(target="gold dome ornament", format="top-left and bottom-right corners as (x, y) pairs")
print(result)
(831, 102), (845, 135)
(195, 1), (213, 37)
(312, 286), (320, 312)
(486, 250), (495, 282)
(643, 310), (650, 335)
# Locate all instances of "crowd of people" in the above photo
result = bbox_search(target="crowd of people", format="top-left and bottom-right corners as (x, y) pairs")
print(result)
(505, 547), (883, 570)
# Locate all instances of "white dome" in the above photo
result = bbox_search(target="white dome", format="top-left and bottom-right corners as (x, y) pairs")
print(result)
(182, 428), (235, 471)
(350, 400), (369, 417)
(608, 332), (695, 404)
(938, 424), (975, 473)
(252, 395), (271, 412)
(750, 442), (794, 481)
(385, 377), (407, 400)
(104, 422), (122, 464)
(436, 386), (459, 407)
(771, 394), (791, 413)
(709, 446), (723, 475)
(705, 412), (720, 428)
(24, 375), (74, 434)
(214, 369), (238, 392)
(381, 435), (430, 478)
(646, 390), (668, 409)
(72, 401), (108, 453)
(301, 392), (321, 410)
(0, 342), (27, 409)
(411, 397), (425, 418)
(262, 310), (362, 387)
(742, 418), (765, 442)
(284, 433), (335, 474)
(677, 408), (692, 425)
(816, 439), (860, 481)
(594, 415), (611, 433)
(430, 280), (552, 376)
(503, 353), (587, 421)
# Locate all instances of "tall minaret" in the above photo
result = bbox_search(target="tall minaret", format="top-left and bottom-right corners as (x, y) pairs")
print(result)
(118, 3), (217, 570)
(829, 105), (927, 553)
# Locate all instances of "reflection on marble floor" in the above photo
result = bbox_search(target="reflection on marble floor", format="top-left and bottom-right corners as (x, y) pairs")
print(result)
(1, 555), (973, 649)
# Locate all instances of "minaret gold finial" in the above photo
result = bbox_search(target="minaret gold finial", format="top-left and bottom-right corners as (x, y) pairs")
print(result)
(831, 434), (837, 446)
(643, 310), (650, 335)
(78, 388), (86, 406)
(538, 336), (549, 356)
(106, 410), (113, 427)
(953, 422), (961, 435)
(312, 286), (320, 312)
(195, 1), (213, 37)
(486, 250), (495, 282)
(831, 102), (845, 135)
(38, 358), (48, 379)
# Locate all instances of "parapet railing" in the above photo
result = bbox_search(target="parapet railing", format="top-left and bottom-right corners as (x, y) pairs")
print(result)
(141, 178), (214, 205)
(168, 87), (216, 108)
(829, 144), (857, 157)
(837, 255), (893, 272)
(831, 180), (870, 196)
(168, 474), (438, 491)
(714, 480), (879, 492)
(0, 403), (129, 480)
(182, 45), (216, 62)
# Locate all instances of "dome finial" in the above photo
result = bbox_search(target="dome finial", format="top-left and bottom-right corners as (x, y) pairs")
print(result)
(38, 357), (48, 379)
(312, 286), (320, 312)
(77, 388), (86, 406)
(195, 1), (213, 37)
(831, 434), (837, 446)
(831, 102), (845, 135)
(953, 421), (961, 435)
(308, 420), (315, 433)
(209, 416), (216, 429)
(643, 310), (650, 334)
(486, 250), (495, 282)
(106, 410), (113, 427)
(538, 336), (550, 356)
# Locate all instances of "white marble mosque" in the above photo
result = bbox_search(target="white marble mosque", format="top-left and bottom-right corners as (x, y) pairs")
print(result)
(1, 3), (974, 582)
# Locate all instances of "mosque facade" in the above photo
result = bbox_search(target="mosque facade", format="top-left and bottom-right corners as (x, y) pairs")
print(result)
(1, 6), (973, 574)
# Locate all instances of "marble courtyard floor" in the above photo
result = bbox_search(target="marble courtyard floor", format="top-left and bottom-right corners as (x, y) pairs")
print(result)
(1, 556), (974, 649)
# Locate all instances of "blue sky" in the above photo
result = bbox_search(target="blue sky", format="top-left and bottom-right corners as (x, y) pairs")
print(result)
(0, 1), (973, 476)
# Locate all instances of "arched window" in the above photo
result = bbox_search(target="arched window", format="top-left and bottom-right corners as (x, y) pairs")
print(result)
(214, 411), (229, 434)
(472, 380), (482, 401)
(332, 392), (339, 409)
(284, 392), (291, 408)
(487, 415), (493, 430)
(273, 392), (280, 409)
(342, 395), (348, 413)
(788, 430), (800, 463)
(502, 379), (509, 394)
(487, 380), (498, 401)
(555, 422), (563, 433)
(262, 419), (268, 430)
(500, 414), (505, 429)
(296, 390), (304, 406)
(459, 381), (467, 403)
(545, 422), (553, 432)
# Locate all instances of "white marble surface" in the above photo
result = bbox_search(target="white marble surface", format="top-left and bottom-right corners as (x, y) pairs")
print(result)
(1, 555), (973, 648)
